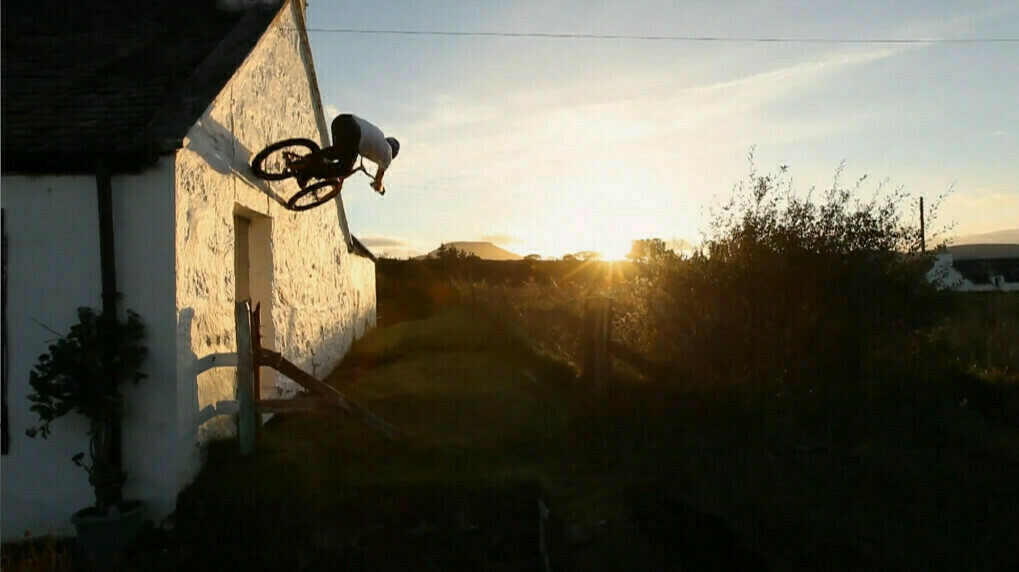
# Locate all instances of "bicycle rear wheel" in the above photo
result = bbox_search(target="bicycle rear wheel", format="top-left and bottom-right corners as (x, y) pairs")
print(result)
(251, 138), (321, 181)
(286, 180), (342, 211)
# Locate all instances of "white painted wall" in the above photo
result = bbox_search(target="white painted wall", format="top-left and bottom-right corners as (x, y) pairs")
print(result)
(0, 1), (376, 540)
(927, 253), (969, 290)
(174, 0), (375, 451)
(0, 160), (177, 539)
(1, 175), (103, 538)
(111, 158), (184, 522)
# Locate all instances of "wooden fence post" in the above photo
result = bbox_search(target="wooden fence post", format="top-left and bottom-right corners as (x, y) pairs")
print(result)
(251, 302), (264, 430)
(235, 300), (256, 455)
(584, 296), (613, 397)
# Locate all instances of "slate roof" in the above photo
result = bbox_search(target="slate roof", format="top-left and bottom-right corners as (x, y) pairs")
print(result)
(2, 0), (283, 173)
(945, 244), (1019, 284)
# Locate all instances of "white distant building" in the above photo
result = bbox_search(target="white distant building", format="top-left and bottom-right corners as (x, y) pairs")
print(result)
(927, 244), (1019, 292)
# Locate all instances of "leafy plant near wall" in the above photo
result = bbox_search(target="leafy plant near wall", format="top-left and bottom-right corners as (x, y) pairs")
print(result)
(24, 306), (147, 515)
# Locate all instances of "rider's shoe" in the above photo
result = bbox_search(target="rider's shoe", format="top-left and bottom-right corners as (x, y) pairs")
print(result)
(295, 172), (311, 189)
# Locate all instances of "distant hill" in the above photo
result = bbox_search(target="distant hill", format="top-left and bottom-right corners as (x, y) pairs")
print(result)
(416, 241), (523, 261)
(946, 243), (1019, 261)
(952, 229), (1019, 246)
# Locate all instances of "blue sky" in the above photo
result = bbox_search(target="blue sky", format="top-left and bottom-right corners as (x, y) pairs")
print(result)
(306, 0), (1018, 258)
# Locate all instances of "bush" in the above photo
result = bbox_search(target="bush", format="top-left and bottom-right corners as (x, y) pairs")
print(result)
(620, 153), (954, 399)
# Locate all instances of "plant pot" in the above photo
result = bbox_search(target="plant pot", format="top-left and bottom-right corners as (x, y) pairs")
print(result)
(71, 500), (145, 567)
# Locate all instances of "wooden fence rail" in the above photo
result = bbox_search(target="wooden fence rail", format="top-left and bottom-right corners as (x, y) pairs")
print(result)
(211, 301), (403, 455)
(256, 348), (404, 442)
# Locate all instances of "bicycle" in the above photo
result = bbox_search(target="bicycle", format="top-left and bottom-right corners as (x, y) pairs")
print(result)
(250, 138), (382, 211)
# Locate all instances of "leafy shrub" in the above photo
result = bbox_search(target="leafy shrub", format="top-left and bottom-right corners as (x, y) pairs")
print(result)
(24, 307), (147, 513)
(619, 153), (954, 399)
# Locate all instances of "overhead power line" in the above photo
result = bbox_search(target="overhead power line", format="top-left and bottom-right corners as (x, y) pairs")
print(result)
(299, 27), (1019, 44)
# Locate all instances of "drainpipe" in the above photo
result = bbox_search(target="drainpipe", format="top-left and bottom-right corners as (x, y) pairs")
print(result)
(95, 158), (123, 503)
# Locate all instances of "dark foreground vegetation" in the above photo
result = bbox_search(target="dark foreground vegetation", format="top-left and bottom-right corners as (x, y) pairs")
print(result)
(367, 159), (1019, 570)
(5, 160), (1017, 571)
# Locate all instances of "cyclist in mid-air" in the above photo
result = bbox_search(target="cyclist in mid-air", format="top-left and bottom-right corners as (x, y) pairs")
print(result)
(297, 113), (400, 195)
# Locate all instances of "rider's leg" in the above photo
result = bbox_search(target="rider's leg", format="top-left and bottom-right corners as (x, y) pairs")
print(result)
(327, 114), (360, 174)
(294, 115), (360, 189)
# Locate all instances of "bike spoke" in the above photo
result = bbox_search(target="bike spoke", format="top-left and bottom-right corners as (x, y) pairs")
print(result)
(268, 149), (307, 176)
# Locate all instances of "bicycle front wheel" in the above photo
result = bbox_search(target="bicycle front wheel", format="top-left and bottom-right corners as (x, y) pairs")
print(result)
(286, 180), (342, 211)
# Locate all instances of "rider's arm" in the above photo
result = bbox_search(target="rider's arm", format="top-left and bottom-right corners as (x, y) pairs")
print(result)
(372, 165), (386, 191)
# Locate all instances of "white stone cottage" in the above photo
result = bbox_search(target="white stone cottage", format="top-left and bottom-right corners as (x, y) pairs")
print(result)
(927, 244), (1019, 292)
(1, 0), (376, 539)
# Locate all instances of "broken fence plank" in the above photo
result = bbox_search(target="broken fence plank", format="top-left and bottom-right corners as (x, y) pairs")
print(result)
(257, 348), (404, 442)
(256, 398), (334, 413)
(251, 303), (262, 405)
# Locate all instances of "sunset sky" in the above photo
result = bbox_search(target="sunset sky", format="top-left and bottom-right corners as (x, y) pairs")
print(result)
(307, 0), (1018, 259)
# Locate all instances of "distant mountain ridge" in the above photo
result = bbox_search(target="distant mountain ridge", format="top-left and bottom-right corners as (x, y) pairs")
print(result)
(951, 229), (1019, 246)
(417, 241), (523, 261)
(946, 243), (1019, 261)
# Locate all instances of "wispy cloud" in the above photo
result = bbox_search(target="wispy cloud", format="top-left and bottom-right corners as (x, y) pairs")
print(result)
(397, 0), (1019, 179)
(320, 1), (1018, 256)
(895, 2), (1019, 40)
(358, 235), (414, 248)
(396, 44), (903, 195)
(356, 236), (424, 259)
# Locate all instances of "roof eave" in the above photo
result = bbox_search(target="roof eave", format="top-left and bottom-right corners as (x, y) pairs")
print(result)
(1, 144), (176, 176)
(350, 235), (378, 263)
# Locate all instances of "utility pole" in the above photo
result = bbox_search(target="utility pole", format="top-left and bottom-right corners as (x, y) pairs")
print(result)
(919, 196), (926, 253)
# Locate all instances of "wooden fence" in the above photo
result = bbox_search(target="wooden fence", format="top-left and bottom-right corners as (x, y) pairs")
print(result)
(459, 282), (668, 397)
(197, 301), (402, 455)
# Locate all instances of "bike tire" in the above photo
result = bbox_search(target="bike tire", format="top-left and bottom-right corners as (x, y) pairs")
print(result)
(250, 138), (321, 181)
(286, 180), (342, 211)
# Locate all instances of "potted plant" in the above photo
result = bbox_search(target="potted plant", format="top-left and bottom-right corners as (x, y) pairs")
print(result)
(24, 306), (147, 565)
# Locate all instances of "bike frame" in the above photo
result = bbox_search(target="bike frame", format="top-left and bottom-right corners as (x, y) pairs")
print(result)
(284, 152), (375, 184)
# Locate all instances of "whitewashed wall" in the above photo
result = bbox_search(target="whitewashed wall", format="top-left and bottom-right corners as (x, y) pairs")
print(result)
(0, 176), (104, 539)
(112, 158), (185, 524)
(927, 253), (968, 290)
(174, 0), (375, 453)
(0, 160), (178, 539)
(0, 1), (376, 540)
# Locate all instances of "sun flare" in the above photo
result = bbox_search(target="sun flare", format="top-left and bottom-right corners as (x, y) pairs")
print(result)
(596, 241), (633, 261)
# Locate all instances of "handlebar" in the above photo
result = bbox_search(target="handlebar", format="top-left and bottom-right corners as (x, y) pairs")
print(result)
(356, 159), (386, 194)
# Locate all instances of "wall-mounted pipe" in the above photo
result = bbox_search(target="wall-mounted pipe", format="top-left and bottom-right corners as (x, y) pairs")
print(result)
(95, 158), (123, 501)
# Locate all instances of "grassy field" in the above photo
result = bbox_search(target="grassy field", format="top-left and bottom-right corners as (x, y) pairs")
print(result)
(10, 305), (1014, 570)
(169, 308), (659, 570)
(158, 306), (1019, 571)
